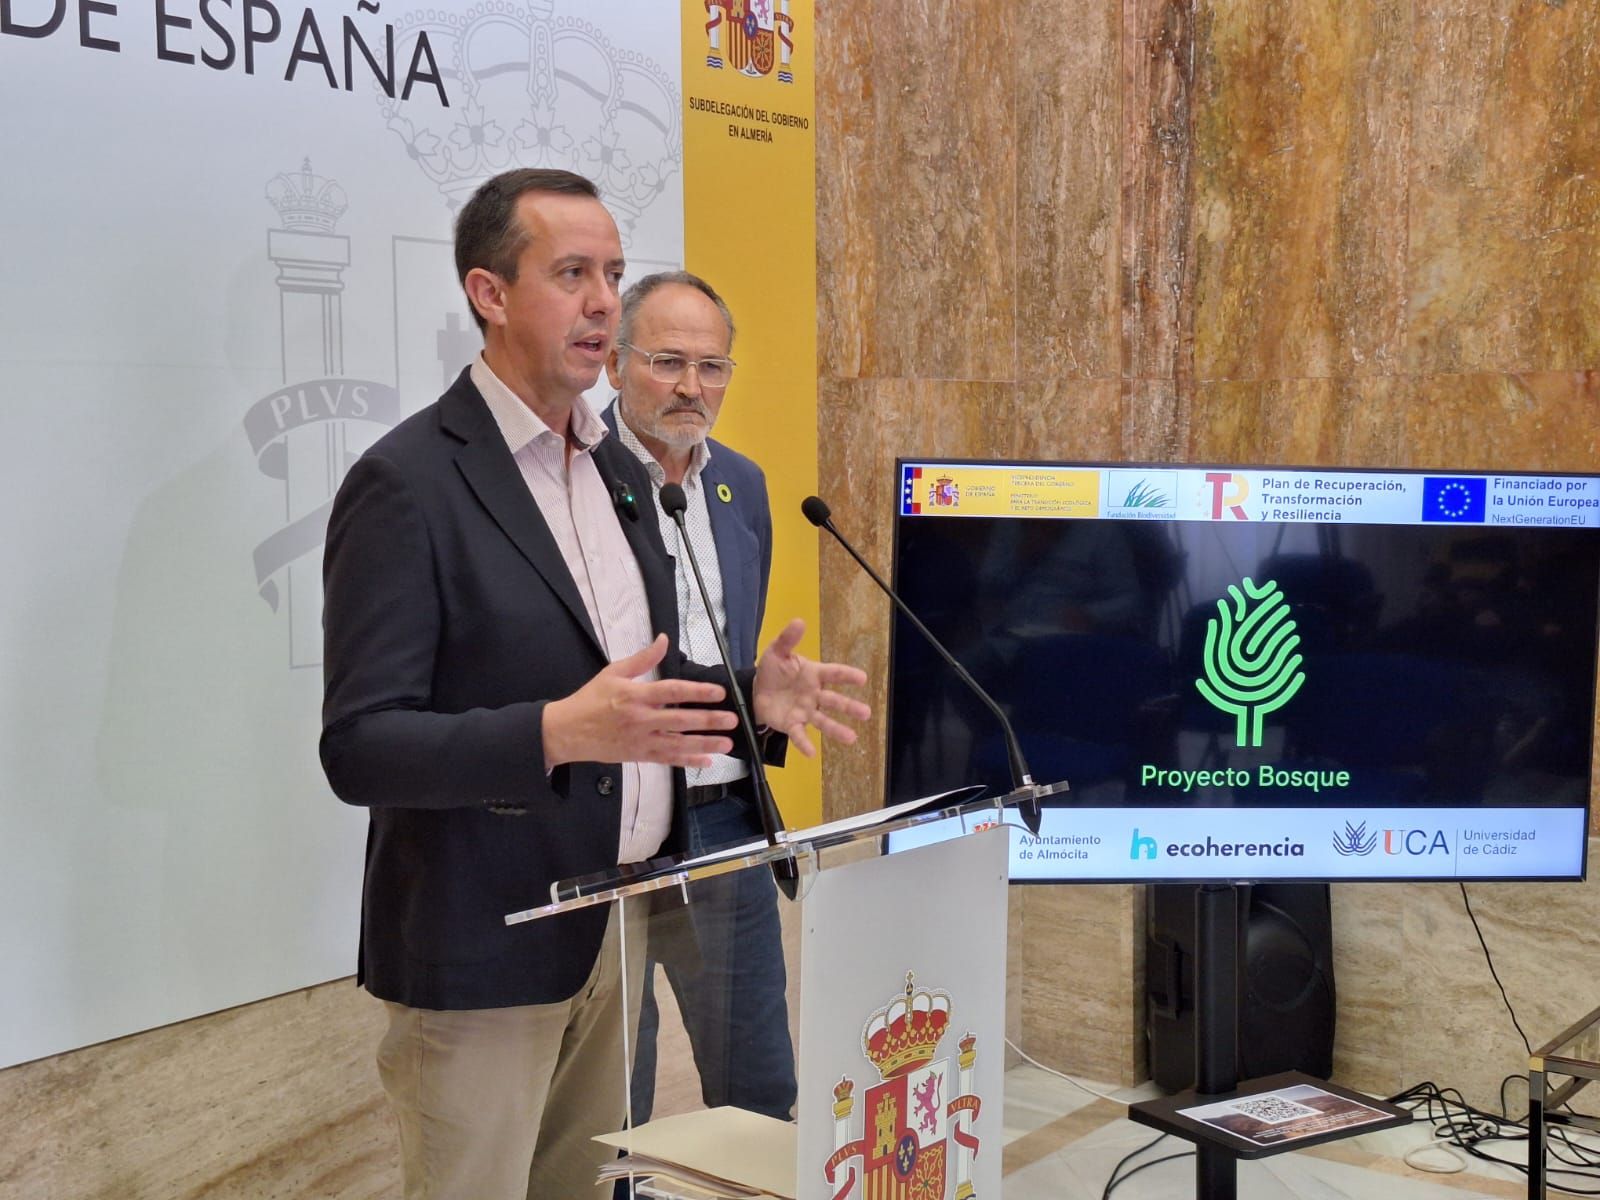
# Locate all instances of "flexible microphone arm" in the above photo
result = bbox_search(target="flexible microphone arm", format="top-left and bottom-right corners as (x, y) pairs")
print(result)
(660, 483), (799, 899)
(801, 494), (1044, 835)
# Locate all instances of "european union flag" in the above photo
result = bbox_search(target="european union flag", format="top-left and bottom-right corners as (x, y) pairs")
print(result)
(1421, 476), (1487, 522)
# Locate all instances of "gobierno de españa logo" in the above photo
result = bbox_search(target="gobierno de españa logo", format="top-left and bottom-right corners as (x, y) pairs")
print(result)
(1196, 577), (1307, 748)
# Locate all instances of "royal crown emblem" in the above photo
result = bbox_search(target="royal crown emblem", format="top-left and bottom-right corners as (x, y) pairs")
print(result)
(824, 973), (983, 1200)
(265, 159), (349, 233)
(375, 3), (681, 240)
(864, 974), (951, 1078)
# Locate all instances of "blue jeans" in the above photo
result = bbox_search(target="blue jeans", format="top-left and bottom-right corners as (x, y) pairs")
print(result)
(629, 789), (797, 1125)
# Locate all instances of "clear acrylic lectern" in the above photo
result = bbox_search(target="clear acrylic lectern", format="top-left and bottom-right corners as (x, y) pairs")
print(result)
(504, 783), (1064, 1199)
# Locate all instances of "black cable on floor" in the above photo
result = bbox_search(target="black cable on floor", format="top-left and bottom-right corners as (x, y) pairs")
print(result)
(1104, 1150), (1194, 1198)
(1388, 1079), (1600, 1195)
(1101, 1132), (1193, 1200)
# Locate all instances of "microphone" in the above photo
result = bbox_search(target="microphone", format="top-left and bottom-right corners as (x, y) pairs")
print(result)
(611, 480), (640, 522)
(801, 494), (1046, 835)
(659, 483), (799, 899)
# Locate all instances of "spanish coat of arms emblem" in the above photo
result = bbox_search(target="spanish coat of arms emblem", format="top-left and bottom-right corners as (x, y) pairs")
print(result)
(822, 973), (982, 1200)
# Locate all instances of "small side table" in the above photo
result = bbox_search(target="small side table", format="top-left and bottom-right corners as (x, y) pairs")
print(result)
(1528, 1005), (1600, 1200)
(1128, 1071), (1411, 1200)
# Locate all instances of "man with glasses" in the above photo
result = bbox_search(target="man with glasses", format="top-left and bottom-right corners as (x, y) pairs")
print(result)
(603, 272), (798, 1150)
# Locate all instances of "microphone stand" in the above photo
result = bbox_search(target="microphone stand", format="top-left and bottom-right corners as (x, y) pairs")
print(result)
(801, 496), (1061, 835)
(659, 484), (799, 899)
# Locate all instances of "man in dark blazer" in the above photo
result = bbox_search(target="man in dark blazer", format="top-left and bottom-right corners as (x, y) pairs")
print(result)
(600, 272), (797, 1141)
(319, 169), (867, 1200)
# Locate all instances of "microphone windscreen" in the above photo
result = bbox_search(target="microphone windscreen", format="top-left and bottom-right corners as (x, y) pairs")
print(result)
(800, 495), (831, 527)
(659, 482), (689, 518)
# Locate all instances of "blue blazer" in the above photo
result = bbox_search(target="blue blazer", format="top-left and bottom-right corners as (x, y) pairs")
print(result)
(602, 402), (773, 672)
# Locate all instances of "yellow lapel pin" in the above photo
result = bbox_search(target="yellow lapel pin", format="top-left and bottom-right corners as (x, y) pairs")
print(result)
(716, 483), (733, 503)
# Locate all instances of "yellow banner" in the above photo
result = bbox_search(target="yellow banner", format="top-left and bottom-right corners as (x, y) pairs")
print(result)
(682, 2), (820, 824)
(906, 465), (1103, 519)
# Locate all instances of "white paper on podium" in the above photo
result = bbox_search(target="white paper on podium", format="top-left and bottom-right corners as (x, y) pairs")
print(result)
(595, 1106), (796, 1198)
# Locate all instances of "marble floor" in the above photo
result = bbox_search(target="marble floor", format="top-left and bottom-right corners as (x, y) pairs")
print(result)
(999, 1063), (1588, 1200)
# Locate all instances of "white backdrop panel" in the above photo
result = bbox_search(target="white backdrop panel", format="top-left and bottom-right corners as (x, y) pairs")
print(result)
(0, 0), (685, 1067)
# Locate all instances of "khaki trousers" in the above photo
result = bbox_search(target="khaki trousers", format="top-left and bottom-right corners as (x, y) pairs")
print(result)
(376, 901), (644, 1200)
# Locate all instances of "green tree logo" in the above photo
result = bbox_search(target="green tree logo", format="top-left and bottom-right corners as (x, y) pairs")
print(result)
(1196, 577), (1306, 748)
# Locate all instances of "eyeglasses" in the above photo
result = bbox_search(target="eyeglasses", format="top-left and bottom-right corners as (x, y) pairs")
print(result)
(617, 343), (736, 389)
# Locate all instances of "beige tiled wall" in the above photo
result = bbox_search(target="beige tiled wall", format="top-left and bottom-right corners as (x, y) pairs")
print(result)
(1332, 847), (1600, 1107)
(0, 982), (395, 1199)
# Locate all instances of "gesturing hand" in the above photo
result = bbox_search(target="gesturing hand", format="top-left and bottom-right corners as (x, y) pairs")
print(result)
(752, 619), (871, 758)
(542, 634), (738, 770)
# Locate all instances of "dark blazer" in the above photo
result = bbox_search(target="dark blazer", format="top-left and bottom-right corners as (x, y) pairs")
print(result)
(601, 401), (773, 671)
(320, 369), (742, 1010)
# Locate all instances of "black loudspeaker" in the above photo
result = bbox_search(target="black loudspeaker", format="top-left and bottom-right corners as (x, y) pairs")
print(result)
(1145, 883), (1336, 1092)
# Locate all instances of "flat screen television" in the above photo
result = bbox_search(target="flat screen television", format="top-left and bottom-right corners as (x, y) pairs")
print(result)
(883, 460), (1599, 882)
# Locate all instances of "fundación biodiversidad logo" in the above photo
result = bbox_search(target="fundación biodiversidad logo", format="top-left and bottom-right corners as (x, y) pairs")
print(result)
(1107, 469), (1177, 517)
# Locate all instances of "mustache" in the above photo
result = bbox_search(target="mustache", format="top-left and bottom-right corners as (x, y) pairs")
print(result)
(664, 400), (710, 418)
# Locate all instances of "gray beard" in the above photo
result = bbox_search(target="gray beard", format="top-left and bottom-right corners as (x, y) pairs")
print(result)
(630, 404), (712, 451)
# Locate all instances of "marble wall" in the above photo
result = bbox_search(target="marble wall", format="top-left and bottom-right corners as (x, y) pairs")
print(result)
(1331, 847), (1600, 1109)
(815, 0), (1600, 1100)
(0, 982), (395, 1199)
(4, 2), (1598, 1194)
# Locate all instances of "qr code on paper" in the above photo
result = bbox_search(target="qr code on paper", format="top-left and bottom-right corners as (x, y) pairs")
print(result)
(1227, 1096), (1320, 1125)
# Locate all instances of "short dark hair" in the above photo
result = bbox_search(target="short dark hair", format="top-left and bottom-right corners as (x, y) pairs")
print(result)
(454, 169), (601, 332)
(618, 270), (737, 349)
